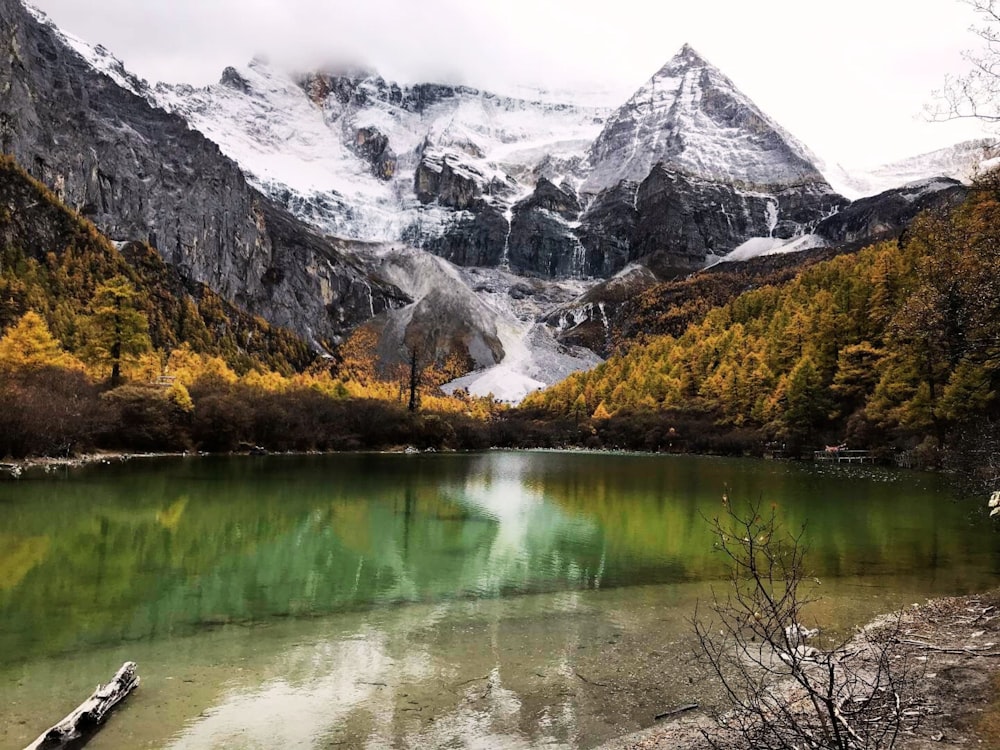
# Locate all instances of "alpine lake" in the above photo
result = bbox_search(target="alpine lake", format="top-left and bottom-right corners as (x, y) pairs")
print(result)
(0, 451), (997, 749)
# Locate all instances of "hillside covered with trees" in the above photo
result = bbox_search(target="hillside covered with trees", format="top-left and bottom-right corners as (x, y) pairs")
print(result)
(5, 146), (1000, 469)
(523, 171), (1000, 466)
(0, 158), (498, 458)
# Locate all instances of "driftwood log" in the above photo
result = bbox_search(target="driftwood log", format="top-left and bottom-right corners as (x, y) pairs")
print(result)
(24, 661), (139, 750)
(655, 703), (699, 721)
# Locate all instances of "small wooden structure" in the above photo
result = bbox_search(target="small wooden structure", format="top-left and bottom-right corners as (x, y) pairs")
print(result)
(813, 448), (874, 464)
(25, 662), (138, 750)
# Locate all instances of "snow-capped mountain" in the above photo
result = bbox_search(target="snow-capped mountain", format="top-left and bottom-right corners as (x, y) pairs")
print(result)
(825, 139), (997, 200)
(144, 45), (846, 282)
(582, 44), (830, 194)
(152, 61), (610, 248)
(11, 0), (992, 401)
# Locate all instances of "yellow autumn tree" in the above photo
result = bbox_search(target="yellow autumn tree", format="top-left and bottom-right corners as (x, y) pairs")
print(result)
(592, 401), (613, 420)
(80, 275), (152, 386)
(0, 311), (83, 373)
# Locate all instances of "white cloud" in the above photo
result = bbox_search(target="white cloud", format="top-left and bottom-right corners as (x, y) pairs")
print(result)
(28, 0), (994, 167)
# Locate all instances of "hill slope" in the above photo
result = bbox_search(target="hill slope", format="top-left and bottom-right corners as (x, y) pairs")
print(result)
(2, 0), (407, 346)
(524, 174), (1000, 457)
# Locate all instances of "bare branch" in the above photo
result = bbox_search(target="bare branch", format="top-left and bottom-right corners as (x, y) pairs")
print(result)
(929, 0), (1000, 123)
(693, 499), (917, 749)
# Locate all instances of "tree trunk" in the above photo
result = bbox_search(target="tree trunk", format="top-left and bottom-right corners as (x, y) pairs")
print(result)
(110, 302), (122, 388)
(408, 346), (419, 413)
(25, 662), (139, 750)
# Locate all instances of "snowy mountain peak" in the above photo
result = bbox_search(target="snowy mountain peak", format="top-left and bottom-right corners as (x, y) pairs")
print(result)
(582, 45), (832, 194)
(664, 42), (708, 69)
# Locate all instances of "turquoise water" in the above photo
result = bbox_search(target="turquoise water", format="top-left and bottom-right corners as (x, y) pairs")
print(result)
(0, 452), (995, 748)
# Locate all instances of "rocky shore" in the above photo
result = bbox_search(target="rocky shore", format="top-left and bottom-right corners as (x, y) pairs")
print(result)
(0, 451), (185, 479)
(599, 591), (1000, 749)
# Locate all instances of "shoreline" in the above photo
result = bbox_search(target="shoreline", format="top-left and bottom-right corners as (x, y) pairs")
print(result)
(0, 451), (187, 478)
(598, 589), (1000, 750)
(0, 444), (911, 480)
(0, 447), (696, 479)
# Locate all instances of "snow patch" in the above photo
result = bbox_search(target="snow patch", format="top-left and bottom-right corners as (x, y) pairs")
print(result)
(820, 139), (998, 200)
(708, 234), (828, 266)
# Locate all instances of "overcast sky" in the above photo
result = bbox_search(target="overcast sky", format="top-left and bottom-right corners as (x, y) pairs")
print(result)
(29, 0), (994, 168)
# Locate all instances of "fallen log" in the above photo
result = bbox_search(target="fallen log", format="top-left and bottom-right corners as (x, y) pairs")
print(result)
(25, 661), (139, 750)
(655, 703), (699, 721)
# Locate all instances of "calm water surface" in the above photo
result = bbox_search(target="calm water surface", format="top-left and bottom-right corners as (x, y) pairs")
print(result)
(0, 452), (996, 748)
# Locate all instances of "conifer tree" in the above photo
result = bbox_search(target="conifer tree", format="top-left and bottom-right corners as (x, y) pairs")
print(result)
(0, 311), (80, 372)
(81, 275), (152, 386)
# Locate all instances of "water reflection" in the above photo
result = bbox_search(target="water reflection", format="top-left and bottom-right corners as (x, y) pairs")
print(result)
(162, 600), (584, 750)
(0, 452), (997, 671)
(1, 452), (999, 749)
(160, 593), (625, 750)
(460, 453), (601, 594)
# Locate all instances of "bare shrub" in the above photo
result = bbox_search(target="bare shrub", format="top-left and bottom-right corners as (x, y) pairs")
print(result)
(694, 497), (918, 749)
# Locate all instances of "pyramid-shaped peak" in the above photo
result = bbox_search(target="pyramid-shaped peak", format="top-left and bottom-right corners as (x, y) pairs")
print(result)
(656, 44), (715, 77)
(583, 42), (830, 193)
(677, 43), (703, 61)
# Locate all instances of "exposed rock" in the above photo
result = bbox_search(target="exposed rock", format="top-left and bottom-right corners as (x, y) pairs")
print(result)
(546, 264), (659, 356)
(351, 126), (396, 181)
(411, 202), (509, 268)
(504, 179), (587, 278)
(577, 183), (640, 278)
(507, 209), (584, 278)
(299, 70), (475, 114)
(516, 178), (581, 218)
(357, 248), (506, 373)
(219, 66), (252, 94)
(0, 0), (406, 344)
(632, 166), (847, 278)
(415, 152), (485, 209)
(816, 177), (968, 246)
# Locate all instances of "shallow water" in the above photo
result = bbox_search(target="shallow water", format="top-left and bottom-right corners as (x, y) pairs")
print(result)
(0, 452), (996, 748)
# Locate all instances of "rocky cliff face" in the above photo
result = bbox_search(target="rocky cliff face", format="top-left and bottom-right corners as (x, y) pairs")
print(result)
(141, 42), (867, 283)
(815, 177), (968, 246)
(632, 166), (847, 276)
(0, 0), (406, 345)
(506, 179), (586, 277)
(573, 45), (846, 278)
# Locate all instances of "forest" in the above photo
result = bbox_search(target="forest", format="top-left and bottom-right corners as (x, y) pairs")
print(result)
(3, 152), (1000, 474)
(524, 170), (1000, 470)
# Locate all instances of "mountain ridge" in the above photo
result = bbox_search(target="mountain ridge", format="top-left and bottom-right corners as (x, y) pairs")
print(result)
(7, 0), (989, 402)
(3, 0), (408, 348)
